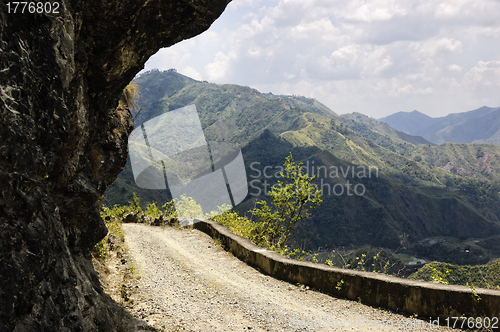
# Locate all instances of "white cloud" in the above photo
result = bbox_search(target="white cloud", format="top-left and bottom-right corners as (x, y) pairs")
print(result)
(448, 64), (462, 73)
(343, 0), (407, 23)
(464, 60), (500, 88)
(204, 51), (235, 81)
(142, 0), (500, 118)
(182, 66), (202, 81)
(227, 0), (263, 10)
(411, 38), (463, 58)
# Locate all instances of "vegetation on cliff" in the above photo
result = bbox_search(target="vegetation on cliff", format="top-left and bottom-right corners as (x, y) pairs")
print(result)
(409, 259), (500, 289)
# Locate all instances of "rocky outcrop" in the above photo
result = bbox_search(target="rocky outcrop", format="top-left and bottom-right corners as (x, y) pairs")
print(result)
(0, 0), (230, 330)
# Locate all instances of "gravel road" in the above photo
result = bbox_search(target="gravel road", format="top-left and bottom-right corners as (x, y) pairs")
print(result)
(122, 223), (459, 332)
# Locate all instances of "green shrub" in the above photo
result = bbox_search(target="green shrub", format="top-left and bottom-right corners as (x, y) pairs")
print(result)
(251, 153), (322, 249)
(129, 192), (142, 215)
(211, 153), (322, 261)
(174, 195), (203, 219)
(92, 206), (127, 259)
(212, 210), (269, 248)
(92, 237), (107, 259)
(101, 204), (129, 220)
(162, 199), (178, 218)
(145, 202), (162, 218)
(429, 265), (451, 284)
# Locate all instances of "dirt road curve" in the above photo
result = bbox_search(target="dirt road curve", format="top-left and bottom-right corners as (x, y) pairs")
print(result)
(122, 223), (458, 331)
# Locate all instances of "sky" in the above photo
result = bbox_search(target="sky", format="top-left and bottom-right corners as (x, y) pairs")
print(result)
(141, 0), (500, 119)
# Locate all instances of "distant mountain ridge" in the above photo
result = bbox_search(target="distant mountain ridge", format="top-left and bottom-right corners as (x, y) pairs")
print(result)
(340, 112), (434, 146)
(378, 110), (436, 137)
(379, 106), (500, 144)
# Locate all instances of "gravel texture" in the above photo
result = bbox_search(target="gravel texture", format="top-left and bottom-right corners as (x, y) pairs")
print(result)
(121, 223), (459, 331)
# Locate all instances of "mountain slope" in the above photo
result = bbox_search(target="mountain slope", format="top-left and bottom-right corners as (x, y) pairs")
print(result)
(239, 130), (500, 256)
(133, 68), (199, 125)
(406, 143), (500, 182)
(409, 258), (500, 287)
(105, 70), (500, 264)
(133, 69), (337, 133)
(340, 112), (434, 146)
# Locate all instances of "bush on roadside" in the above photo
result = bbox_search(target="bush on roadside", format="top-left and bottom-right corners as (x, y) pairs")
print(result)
(212, 210), (269, 248)
(210, 153), (322, 261)
(91, 207), (126, 260)
(251, 153), (322, 250)
(162, 199), (178, 219)
(129, 192), (143, 215)
(212, 210), (312, 260)
(145, 201), (162, 219)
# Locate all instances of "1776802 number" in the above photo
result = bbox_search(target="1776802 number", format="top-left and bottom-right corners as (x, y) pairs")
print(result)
(444, 316), (498, 329)
(6, 2), (60, 14)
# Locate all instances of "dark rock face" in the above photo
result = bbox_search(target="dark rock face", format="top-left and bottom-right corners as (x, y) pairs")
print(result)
(0, 0), (230, 330)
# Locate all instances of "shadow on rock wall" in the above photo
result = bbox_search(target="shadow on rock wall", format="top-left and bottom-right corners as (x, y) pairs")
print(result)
(0, 0), (230, 330)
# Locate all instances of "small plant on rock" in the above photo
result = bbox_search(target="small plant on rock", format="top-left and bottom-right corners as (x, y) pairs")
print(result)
(430, 265), (451, 284)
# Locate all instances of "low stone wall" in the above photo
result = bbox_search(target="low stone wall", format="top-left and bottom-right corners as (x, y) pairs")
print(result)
(193, 218), (500, 322)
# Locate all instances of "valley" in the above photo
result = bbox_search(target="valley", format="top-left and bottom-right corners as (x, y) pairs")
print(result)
(105, 69), (500, 275)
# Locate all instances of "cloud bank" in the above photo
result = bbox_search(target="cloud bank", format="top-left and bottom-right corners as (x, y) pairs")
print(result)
(142, 0), (500, 118)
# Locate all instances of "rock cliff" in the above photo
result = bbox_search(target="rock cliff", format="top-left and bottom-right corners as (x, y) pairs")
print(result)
(0, 0), (230, 330)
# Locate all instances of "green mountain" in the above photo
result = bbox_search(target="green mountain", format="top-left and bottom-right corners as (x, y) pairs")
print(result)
(239, 130), (500, 255)
(105, 69), (500, 265)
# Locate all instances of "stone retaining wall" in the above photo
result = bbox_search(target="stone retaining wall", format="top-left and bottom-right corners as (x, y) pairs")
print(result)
(193, 218), (500, 322)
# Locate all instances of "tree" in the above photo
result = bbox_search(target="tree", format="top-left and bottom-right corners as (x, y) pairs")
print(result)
(252, 153), (322, 250)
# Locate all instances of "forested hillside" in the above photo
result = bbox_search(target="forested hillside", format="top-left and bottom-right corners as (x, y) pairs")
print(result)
(105, 69), (500, 265)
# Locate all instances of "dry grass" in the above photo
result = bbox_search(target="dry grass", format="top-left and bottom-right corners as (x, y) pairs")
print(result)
(119, 82), (140, 110)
